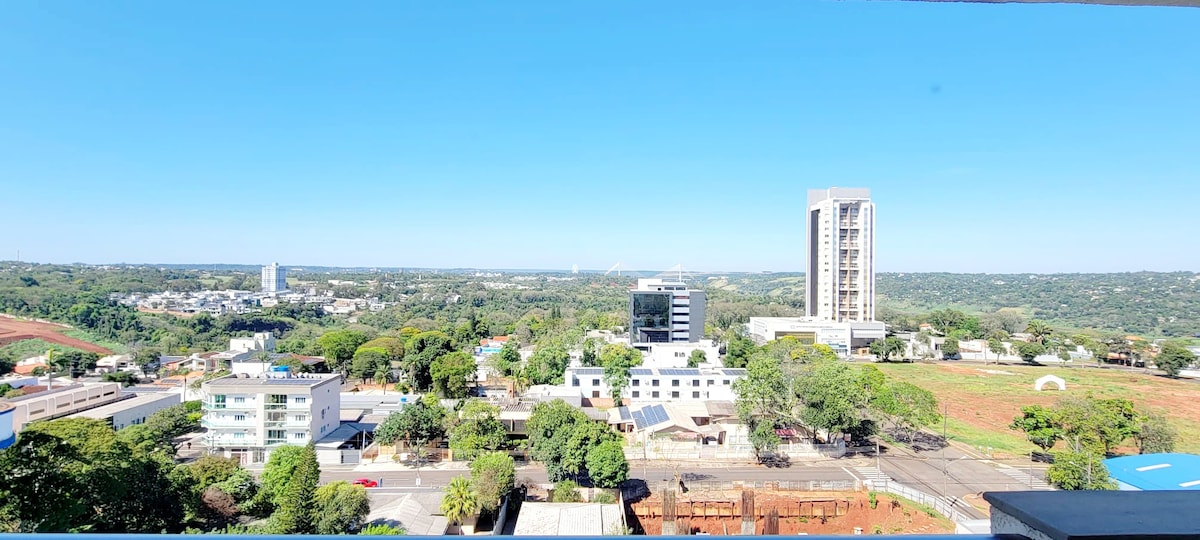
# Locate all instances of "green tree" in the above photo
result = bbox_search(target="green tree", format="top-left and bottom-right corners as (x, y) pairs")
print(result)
(868, 337), (906, 362)
(687, 349), (707, 368)
(257, 445), (308, 511)
(493, 340), (521, 377)
(374, 399), (448, 456)
(1025, 320), (1053, 345)
(0, 431), (88, 532)
(794, 360), (866, 439)
(525, 345), (570, 385)
(143, 402), (200, 446)
(872, 382), (940, 443)
(1056, 395), (1138, 455)
(550, 479), (583, 503)
(941, 337), (960, 359)
(469, 451), (515, 513)
(360, 523), (407, 535)
(1014, 341), (1046, 363)
(1154, 342), (1196, 378)
(580, 339), (599, 367)
(271, 443), (320, 534)
(599, 343), (642, 405)
(449, 400), (507, 461)
(430, 351), (476, 398)
(351, 348), (387, 383)
(1009, 405), (1062, 452)
(1136, 412), (1177, 454)
(313, 481), (372, 534)
(748, 422), (782, 460)
(527, 399), (588, 481)
(1046, 449), (1115, 490)
(318, 330), (370, 375)
(586, 440), (629, 488)
(440, 476), (478, 527)
(563, 421), (619, 477)
(987, 338), (1006, 363)
(358, 336), (406, 361)
(404, 331), (456, 391)
(724, 330), (756, 368)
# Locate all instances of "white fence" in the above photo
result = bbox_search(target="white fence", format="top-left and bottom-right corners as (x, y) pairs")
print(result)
(866, 479), (973, 525)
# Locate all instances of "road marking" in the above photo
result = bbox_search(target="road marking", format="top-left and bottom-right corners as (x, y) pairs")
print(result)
(996, 466), (1052, 490)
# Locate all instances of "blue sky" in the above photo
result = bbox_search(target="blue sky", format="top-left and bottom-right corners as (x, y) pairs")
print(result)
(1, 2), (1197, 273)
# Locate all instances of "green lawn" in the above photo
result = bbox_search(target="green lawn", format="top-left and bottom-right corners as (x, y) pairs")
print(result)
(60, 329), (129, 354)
(0, 339), (90, 361)
(875, 362), (1200, 456)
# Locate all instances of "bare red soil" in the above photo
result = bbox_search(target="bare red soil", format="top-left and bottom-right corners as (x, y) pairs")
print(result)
(630, 489), (952, 536)
(0, 316), (113, 355)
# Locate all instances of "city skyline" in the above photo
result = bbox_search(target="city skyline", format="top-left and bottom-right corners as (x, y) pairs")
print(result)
(2, 2), (1198, 273)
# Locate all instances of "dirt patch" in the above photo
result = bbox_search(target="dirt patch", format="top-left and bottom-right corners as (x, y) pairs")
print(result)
(0, 316), (112, 355)
(630, 489), (952, 536)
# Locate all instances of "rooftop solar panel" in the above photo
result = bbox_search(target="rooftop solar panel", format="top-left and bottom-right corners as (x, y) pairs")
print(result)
(632, 410), (647, 429)
(630, 368), (653, 375)
(722, 369), (748, 376)
(618, 407), (631, 421)
(574, 368), (605, 375)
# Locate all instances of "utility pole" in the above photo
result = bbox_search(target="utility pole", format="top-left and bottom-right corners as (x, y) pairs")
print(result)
(942, 404), (949, 500)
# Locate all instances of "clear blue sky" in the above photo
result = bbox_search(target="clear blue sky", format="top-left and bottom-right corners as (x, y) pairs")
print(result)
(2, 2), (1197, 273)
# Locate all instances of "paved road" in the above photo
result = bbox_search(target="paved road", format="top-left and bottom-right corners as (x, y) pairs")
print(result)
(320, 462), (858, 489)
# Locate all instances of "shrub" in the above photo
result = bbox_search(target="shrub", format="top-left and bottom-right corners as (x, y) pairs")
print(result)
(551, 480), (582, 503)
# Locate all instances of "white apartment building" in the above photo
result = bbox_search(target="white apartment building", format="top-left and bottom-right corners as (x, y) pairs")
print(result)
(748, 317), (886, 357)
(806, 188), (876, 323)
(201, 369), (340, 465)
(261, 263), (288, 293)
(629, 278), (706, 344)
(565, 366), (744, 403)
(66, 392), (182, 430)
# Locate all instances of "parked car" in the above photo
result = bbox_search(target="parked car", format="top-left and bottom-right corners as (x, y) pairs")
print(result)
(352, 478), (378, 488)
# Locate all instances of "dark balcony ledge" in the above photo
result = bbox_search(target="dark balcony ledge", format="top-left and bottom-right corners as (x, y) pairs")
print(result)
(985, 491), (1200, 540)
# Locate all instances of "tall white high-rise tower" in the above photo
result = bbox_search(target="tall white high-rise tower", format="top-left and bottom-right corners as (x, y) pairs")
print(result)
(806, 188), (875, 322)
(261, 263), (287, 293)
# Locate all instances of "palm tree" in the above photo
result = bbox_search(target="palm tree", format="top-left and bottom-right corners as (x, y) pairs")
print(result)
(440, 475), (479, 528)
(374, 368), (389, 394)
(1025, 320), (1052, 345)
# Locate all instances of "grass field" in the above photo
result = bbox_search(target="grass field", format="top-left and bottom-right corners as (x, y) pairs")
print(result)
(60, 329), (129, 354)
(0, 338), (91, 361)
(875, 362), (1200, 457)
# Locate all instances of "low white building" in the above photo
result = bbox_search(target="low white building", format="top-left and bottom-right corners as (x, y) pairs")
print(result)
(565, 366), (745, 403)
(230, 332), (276, 353)
(631, 340), (721, 368)
(201, 369), (341, 465)
(747, 317), (885, 356)
(65, 391), (182, 430)
(3, 382), (125, 431)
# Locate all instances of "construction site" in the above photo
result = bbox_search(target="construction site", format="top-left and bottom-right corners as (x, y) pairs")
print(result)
(627, 484), (954, 536)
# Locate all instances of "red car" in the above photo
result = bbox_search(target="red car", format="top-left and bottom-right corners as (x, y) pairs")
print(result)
(352, 478), (378, 488)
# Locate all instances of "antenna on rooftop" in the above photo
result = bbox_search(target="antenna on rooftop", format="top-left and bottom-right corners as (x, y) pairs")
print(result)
(604, 261), (622, 277)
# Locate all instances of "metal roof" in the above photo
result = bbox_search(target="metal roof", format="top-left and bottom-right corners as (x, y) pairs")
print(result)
(1104, 454), (1200, 491)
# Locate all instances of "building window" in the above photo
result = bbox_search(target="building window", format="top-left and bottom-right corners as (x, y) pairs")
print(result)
(693, 379), (700, 387)
(211, 395), (226, 409)
(592, 379), (600, 386)
(234, 414), (246, 422)
(707, 380), (715, 386)
(294, 397), (307, 404)
(572, 379), (580, 387)
(233, 397), (245, 404)
(234, 432), (244, 439)
(671, 380), (680, 387)
(592, 391), (601, 398)
(652, 391), (660, 398)
(692, 391), (700, 399)
(671, 391), (680, 398)
(632, 391), (640, 398)
(723, 380), (730, 385)
(632, 379), (640, 387)
(293, 432), (305, 439)
(294, 415), (307, 422)
(652, 379), (660, 387)
(267, 429), (285, 440)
